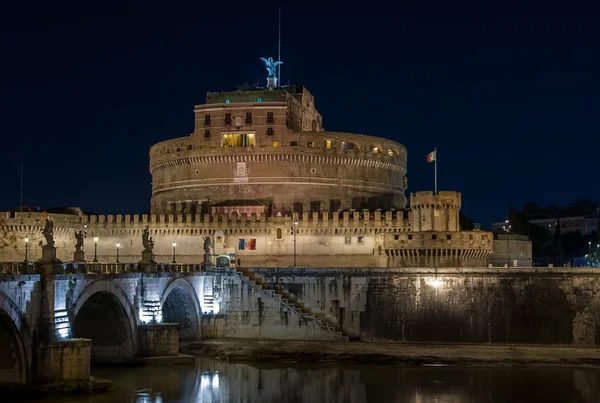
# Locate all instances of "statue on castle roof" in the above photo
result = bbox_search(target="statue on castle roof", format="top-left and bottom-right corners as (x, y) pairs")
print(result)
(260, 57), (282, 79)
(74, 230), (84, 252)
(42, 218), (54, 247)
(142, 226), (154, 252)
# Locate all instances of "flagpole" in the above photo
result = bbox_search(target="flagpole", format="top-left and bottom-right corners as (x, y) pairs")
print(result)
(434, 147), (437, 195)
(20, 162), (24, 210)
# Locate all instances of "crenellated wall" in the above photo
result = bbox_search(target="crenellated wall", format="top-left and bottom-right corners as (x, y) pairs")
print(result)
(0, 207), (492, 267)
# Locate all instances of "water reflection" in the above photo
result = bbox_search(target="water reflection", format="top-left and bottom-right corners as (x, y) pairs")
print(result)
(36, 357), (600, 403)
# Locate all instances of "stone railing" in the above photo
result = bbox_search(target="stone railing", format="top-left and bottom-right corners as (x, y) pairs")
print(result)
(0, 262), (204, 275)
(0, 262), (38, 275)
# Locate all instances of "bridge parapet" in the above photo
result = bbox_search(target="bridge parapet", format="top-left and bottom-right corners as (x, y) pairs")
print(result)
(0, 262), (204, 275)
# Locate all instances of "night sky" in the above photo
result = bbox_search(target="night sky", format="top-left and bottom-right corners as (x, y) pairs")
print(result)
(2, 1), (599, 228)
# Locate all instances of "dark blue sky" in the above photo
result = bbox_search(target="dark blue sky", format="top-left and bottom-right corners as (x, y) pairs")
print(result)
(1, 1), (599, 227)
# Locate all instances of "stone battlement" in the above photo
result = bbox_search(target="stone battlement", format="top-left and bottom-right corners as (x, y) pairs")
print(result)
(2, 209), (412, 230)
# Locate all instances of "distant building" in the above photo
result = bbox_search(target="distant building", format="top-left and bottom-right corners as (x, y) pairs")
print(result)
(493, 201), (599, 236)
(490, 233), (532, 267)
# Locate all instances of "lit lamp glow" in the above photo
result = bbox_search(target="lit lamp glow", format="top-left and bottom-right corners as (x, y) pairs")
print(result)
(24, 237), (29, 263)
(116, 242), (121, 263)
(172, 242), (177, 264)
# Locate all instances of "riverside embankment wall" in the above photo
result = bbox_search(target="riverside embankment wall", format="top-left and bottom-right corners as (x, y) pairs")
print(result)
(249, 267), (600, 344)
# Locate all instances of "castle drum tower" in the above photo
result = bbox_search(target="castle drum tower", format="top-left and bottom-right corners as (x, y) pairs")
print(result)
(149, 85), (407, 216)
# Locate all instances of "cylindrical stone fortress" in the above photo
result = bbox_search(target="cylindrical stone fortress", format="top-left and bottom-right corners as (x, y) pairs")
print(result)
(149, 86), (407, 215)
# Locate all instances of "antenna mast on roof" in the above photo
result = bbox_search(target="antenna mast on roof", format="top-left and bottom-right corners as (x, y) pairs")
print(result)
(278, 8), (281, 84)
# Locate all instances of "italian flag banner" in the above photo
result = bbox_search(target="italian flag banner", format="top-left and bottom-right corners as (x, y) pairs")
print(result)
(426, 150), (436, 163)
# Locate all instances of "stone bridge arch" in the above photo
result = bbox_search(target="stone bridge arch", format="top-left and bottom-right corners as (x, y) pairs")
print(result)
(161, 277), (202, 341)
(0, 292), (32, 385)
(70, 279), (138, 362)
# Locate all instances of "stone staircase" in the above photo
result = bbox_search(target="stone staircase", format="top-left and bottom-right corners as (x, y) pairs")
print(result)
(235, 267), (349, 342)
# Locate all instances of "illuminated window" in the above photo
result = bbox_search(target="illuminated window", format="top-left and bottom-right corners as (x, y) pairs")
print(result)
(324, 140), (332, 149)
(225, 99), (230, 104)
(267, 112), (274, 123)
(222, 133), (255, 148)
(307, 141), (315, 148)
(267, 127), (274, 136)
(257, 97), (262, 102)
(387, 148), (398, 156)
(272, 142), (279, 147)
(369, 145), (380, 153)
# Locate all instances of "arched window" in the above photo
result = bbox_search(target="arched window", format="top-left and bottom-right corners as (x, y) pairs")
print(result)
(369, 144), (382, 153)
(276, 228), (283, 239)
(341, 141), (358, 151)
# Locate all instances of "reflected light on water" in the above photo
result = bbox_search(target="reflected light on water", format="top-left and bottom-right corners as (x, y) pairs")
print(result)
(38, 357), (600, 403)
(200, 373), (219, 390)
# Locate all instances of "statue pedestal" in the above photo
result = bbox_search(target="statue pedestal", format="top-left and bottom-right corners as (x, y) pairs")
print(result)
(140, 250), (155, 264)
(267, 76), (278, 89)
(39, 245), (61, 263)
(73, 250), (85, 262)
(202, 254), (213, 271)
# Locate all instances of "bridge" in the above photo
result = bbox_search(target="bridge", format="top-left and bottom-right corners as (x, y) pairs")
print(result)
(0, 260), (343, 388)
(1, 258), (599, 390)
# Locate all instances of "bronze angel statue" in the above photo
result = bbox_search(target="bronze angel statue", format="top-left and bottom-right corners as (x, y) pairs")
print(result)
(260, 57), (283, 78)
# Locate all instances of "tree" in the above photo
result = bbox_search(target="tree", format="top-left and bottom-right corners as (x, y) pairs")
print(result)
(529, 223), (553, 258)
(507, 206), (526, 235)
(561, 231), (586, 257)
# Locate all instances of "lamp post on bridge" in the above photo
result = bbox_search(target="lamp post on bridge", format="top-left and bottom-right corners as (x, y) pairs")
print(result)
(291, 221), (298, 267)
(172, 242), (177, 264)
(116, 242), (121, 263)
(93, 237), (99, 262)
(24, 237), (29, 263)
(502, 219), (512, 267)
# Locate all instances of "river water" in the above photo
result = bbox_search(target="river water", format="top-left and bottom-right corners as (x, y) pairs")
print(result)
(35, 357), (600, 403)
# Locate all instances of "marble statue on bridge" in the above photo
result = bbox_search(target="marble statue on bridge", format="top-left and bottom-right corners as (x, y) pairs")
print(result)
(202, 236), (212, 270)
(73, 230), (85, 262)
(140, 226), (155, 264)
(40, 218), (61, 263)
(42, 219), (55, 247)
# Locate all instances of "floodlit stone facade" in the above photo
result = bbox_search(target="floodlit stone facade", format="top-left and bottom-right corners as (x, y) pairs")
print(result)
(0, 84), (493, 268)
(149, 86), (407, 216)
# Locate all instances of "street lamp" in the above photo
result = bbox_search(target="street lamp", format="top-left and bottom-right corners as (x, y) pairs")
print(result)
(93, 237), (99, 262)
(502, 219), (512, 267)
(589, 241), (592, 254)
(116, 242), (121, 263)
(24, 237), (29, 263)
(291, 221), (298, 267)
(172, 242), (177, 264)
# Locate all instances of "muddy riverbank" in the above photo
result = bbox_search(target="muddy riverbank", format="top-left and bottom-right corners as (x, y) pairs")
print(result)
(183, 340), (600, 367)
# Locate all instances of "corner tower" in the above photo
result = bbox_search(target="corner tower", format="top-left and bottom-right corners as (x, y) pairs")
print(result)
(410, 191), (461, 232)
(149, 85), (407, 216)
